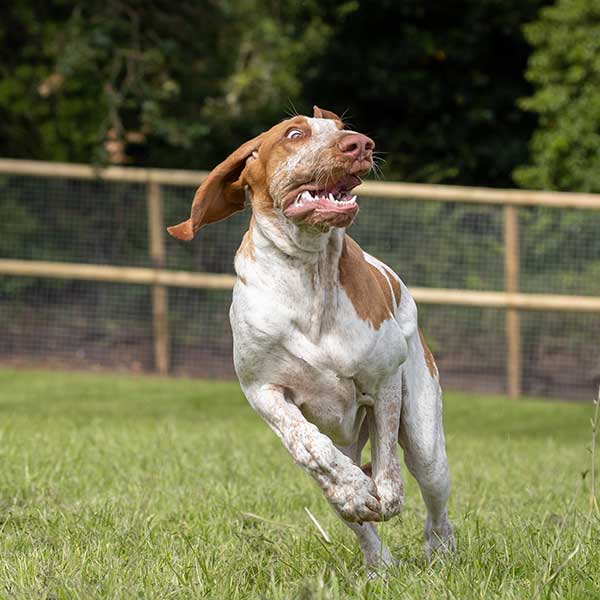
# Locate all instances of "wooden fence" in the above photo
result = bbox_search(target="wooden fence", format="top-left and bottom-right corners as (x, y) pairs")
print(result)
(2, 158), (600, 397)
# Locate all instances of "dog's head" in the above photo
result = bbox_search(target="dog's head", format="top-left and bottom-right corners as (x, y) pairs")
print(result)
(167, 106), (374, 241)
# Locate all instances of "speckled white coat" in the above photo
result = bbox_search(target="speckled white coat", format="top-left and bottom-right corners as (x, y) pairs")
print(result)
(171, 113), (455, 570)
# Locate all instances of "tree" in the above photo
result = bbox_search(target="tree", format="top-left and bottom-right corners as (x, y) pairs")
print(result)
(305, 0), (547, 186)
(1, 0), (550, 184)
(0, 1), (333, 168)
(514, 0), (600, 192)
(512, 0), (600, 388)
(513, 0), (600, 297)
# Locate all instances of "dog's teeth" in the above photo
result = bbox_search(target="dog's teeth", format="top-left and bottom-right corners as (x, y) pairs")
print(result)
(301, 190), (313, 202)
(350, 195), (356, 203)
(328, 193), (335, 202)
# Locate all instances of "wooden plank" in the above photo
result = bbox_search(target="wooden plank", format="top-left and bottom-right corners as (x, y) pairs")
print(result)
(1, 258), (600, 312)
(358, 181), (600, 209)
(409, 288), (600, 312)
(0, 259), (237, 289)
(147, 181), (169, 375)
(504, 205), (522, 398)
(2, 157), (600, 209)
(0, 158), (207, 186)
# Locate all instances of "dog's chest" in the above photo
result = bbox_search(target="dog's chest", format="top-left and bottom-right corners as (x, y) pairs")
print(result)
(231, 256), (408, 445)
(231, 271), (407, 390)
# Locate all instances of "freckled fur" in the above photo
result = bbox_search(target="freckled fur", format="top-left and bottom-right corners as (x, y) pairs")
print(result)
(169, 109), (454, 569)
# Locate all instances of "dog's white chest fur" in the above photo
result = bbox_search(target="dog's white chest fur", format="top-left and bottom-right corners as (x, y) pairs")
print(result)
(231, 225), (408, 445)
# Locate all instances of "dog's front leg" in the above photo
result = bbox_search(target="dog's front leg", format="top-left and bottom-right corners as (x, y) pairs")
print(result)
(247, 384), (382, 522)
(366, 378), (404, 520)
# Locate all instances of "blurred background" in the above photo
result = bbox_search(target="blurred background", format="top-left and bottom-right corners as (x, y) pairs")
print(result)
(1, 0), (599, 400)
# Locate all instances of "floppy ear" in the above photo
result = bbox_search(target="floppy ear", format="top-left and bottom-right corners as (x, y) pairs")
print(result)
(313, 105), (341, 121)
(167, 134), (265, 241)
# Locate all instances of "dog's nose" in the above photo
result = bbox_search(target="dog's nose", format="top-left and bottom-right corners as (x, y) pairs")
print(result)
(338, 133), (375, 160)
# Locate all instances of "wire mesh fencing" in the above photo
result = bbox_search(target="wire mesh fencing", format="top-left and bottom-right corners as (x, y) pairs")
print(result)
(1, 161), (599, 400)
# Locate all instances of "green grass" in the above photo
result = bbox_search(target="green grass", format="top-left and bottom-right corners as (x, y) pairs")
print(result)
(0, 368), (598, 599)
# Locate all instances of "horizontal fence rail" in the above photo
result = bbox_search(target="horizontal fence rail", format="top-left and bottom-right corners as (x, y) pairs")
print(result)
(1, 157), (599, 398)
(3, 158), (600, 208)
(2, 259), (600, 312)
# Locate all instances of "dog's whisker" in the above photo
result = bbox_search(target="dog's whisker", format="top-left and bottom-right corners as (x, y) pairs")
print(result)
(284, 99), (300, 118)
(372, 161), (385, 178)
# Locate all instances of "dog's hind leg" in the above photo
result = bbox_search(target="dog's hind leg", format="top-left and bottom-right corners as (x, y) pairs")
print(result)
(336, 420), (395, 570)
(343, 520), (394, 570)
(366, 372), (405, 521)
(399, 330), (455, 558)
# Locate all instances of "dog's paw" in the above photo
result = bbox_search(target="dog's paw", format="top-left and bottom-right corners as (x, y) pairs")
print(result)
(424, 516), (456, 559)
(325, 464), (382, 522)
(373, 473), (404, 520)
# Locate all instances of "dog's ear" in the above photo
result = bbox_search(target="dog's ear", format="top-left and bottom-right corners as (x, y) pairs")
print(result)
(313, 105), (341, 121)
(167, 133), (265, 241)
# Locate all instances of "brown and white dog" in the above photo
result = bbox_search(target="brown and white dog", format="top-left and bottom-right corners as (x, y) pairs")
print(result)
(168, 106), (455, 569)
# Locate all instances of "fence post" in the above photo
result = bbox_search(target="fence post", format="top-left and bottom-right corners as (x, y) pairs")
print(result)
(503, 204), (522, 398)
(147, 180), (170, 375)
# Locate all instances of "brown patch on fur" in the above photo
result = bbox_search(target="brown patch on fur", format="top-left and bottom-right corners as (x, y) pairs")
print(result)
(366, 263), (395, 315)
(243, 116), (312, 218)
(236, 219), (255, 262)
(418, 329), (439, 378)
(382, 265), (401, 306)
(361, 462), (372, 477)
(338, 236), (394, 330)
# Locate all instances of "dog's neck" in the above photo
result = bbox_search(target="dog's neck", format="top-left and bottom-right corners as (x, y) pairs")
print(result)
(242, 212), (343, 339)
(252, 210), (344, 267)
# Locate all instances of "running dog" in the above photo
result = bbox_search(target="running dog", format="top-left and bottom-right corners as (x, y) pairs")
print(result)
(168, 106), (455, 569)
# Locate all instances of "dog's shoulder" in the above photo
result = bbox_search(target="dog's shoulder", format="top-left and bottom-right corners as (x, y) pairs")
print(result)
(338, 235), (403, 331)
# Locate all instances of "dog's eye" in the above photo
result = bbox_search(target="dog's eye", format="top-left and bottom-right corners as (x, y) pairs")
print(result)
(286, 128), (304, 140)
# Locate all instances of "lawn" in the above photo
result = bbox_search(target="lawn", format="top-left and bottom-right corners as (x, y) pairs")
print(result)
(0, 368), (598, 599)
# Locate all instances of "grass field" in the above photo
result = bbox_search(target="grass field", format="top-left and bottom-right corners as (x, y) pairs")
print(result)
(0, 368), (598, 599)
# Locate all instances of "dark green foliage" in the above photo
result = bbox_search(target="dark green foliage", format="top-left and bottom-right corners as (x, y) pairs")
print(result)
(514, 0), (600, 192)
(0, 1), (333, 168)
(1, 0), (547, 183)
(306, 0), (547, 186)
(513, 0), (600, 342)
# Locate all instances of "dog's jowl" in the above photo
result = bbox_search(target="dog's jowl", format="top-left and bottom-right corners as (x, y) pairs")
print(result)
(168, 106), (455, 570)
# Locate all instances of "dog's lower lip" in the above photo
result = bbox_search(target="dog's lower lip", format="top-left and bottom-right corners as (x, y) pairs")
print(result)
(282, 187), (360, 227)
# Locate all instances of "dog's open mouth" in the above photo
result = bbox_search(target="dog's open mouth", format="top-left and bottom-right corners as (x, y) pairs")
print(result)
(282, 174), (361, 227)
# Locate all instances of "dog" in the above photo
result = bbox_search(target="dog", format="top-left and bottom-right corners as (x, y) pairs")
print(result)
(168, 106), (455, 569)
